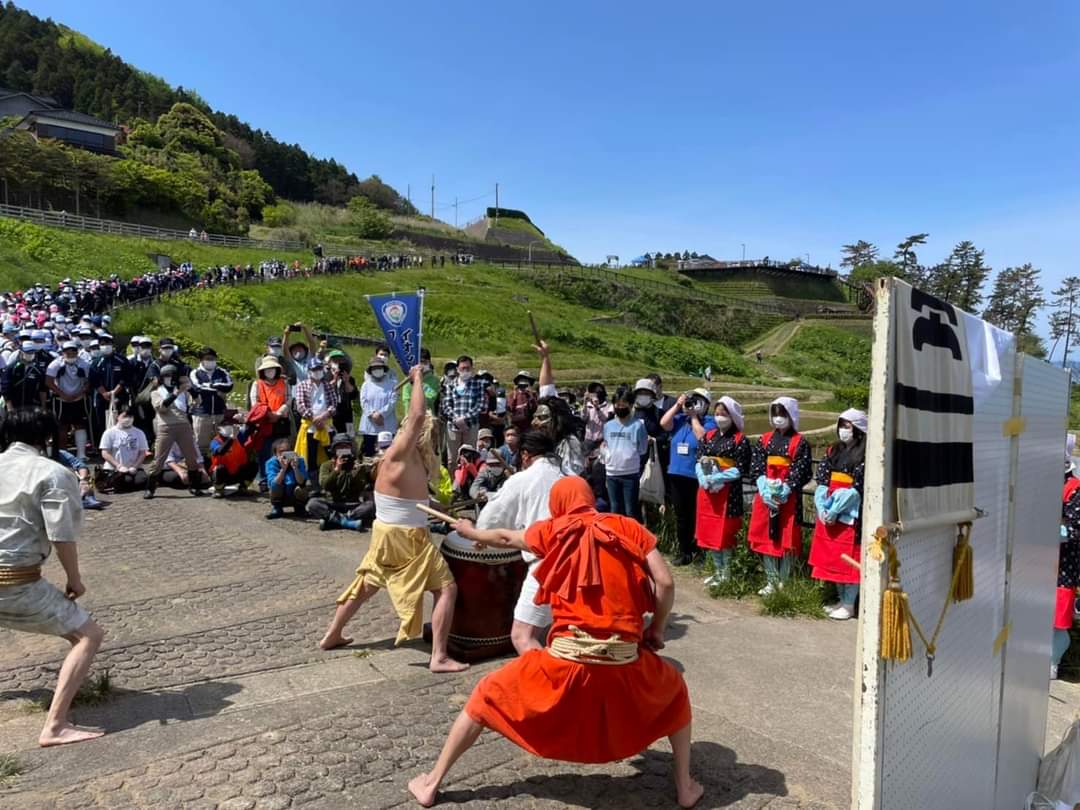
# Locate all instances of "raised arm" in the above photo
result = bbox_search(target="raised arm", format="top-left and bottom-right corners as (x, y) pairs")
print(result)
(659, 394), (686, 432)
(452, 519), (529, 551)
(394, 365), (429, 446)
(535, 340), (554, 392)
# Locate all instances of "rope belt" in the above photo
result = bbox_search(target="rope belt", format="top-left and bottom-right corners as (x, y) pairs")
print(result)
(547, 626), (639, 666)
(0, 565), (42, 587)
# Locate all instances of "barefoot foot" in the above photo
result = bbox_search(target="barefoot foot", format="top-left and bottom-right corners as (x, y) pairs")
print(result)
(39, 723), (104, 747)
(429, 655), (469, 674)
(319, 633), (353, 651)
(676, 778), (704, 808)
(408, 772), (439, 807)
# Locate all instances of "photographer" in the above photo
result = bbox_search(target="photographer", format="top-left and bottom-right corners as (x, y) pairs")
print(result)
(265, 438), (309, 519)
(660, 387), (716, 566)
(307, 434), (375, 531)
(143, 365), (203, 499)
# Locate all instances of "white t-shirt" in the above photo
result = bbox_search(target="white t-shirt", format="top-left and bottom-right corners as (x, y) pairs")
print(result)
(46, 357), (90, 397)
(477, 456), (564, 563)
(99, 426), (149, 470)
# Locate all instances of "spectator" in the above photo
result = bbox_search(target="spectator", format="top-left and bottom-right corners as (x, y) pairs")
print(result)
(265, 438), (309, 519)
(440, 354), (487, 467)
(282, 322), (316, 385)
(88, 333), (130, 441)
(453, 444), (483, 497)
(143, 365), (203, 499)
(531, 341), (586, 476)
(308, 433), (375, 531)
(631, 377), (665, 446)
(55, 448), (105, 510)
(402, 348), (439, 413)
(477, 428), (495, 453)
(583, 382), (614, 454)
(252, 356), (291, 487)
(327, 350), (358, 436)
(161, 442), (210, 491)
(45, 341), (91, 459)
(97, 405), (150, 493)
(470, 450), (510, 504)
(1, 336), (48, 412)
(359, 355), (399, 457)
(190, 347), (234, 458)
(660, 388), (716, 566)
(293, 356), (339, 482)
(142, 337), (189, 390)
(507, 370), (538, 434)
(377, 431), (394, 453)
(208, 420), (258, 498)
(602, 389), (649, 519)
(499, 426), (521, 470)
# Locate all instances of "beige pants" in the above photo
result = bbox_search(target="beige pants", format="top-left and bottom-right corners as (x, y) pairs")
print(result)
(445, 422), (478, 467)
(147, 420), (202, 478)
(192, 414), (223, 457)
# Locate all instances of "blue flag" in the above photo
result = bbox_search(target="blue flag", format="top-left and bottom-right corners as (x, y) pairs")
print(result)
(365, 290), (424, 373)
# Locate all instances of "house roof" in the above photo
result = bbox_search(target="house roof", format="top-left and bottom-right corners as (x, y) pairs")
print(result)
(0, 88), (59, 109)
(21, 108), (121, 131)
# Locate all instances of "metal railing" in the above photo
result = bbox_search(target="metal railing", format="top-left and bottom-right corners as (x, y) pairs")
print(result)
(0, 203), (371, 256)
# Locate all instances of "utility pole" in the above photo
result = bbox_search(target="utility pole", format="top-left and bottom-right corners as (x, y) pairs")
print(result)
(495, 183), (499, 224)
(1065, 293), (1076, 371)
(430, 175), (435, 220)
(741, 243), (746, 261)
(453, 197), (458, 228)
(407, 184), (411, 207)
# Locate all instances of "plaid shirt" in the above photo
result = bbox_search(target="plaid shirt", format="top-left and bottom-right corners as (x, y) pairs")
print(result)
(293, 380), (340, 420)
(440, 377), (488, 425)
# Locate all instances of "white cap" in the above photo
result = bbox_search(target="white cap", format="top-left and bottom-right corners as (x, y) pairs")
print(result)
(690, 387), (712, 405)
(634, 378), (657, 395)
(376, 431), (394, 448)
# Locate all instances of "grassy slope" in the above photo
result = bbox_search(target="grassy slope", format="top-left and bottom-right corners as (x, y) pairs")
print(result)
(771, 323), (872, 389)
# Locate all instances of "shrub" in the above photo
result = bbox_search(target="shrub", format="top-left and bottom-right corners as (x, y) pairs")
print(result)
(833, 384), (870, 410)
(347, 196), (392, 239)
(261, 201), (297, 227)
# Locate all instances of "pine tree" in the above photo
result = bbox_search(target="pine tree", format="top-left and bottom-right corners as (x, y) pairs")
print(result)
(927, 241), (990, 310)
(893, 233), (928, 285)
(982, 263), (1045, 337)
(840, 240), (878, 271)
(1052, 277), (1080, 366)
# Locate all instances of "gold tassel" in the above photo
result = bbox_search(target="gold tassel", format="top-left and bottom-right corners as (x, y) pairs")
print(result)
(880, 540), (913, 662)
(952, 523), (974, 603)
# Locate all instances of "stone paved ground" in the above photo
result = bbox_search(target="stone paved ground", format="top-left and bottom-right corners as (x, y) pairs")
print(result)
(0, 490), (864, 808)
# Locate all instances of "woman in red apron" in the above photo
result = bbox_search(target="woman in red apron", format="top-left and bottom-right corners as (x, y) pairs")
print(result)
(695, 396), (750, 587)
(1054, 434), (1080, 679)
(808, 409), (867, 620)
(748, 397), (812, 595)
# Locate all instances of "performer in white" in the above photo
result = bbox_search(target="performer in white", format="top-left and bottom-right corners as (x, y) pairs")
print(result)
(0, 409), (106, 746)
(475, 430), (563, 653)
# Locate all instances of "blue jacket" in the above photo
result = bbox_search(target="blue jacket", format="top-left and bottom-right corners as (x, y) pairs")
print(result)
(265, 455), (307, 490)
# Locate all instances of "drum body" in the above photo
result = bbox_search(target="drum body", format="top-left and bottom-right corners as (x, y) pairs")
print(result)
(428, 531), (528, 661)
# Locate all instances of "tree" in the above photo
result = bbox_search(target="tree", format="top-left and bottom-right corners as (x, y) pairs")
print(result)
(347, 195), (392, 239)
(849, 260), (902, 284)
(982, 264), (1045, 339)
(840, 240), (878, 271)
(1052, 277), (1080, 367)
(925, 241), (990, 311)
(893, 233), (928, 285)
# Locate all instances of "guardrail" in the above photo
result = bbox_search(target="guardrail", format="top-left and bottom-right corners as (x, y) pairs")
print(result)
(0, 203), (372, 256)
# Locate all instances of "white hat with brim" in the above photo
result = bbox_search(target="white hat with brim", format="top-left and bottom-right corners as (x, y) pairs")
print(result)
(257, 356), (283, 373)
(634, 378), (657, 395)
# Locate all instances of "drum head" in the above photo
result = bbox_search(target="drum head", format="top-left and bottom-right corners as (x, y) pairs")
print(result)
(441, 531), (523, 564)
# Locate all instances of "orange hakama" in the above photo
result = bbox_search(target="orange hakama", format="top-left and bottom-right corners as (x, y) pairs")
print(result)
(464, 478), (692, 763)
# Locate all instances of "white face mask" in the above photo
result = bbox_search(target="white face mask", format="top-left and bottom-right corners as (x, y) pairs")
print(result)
(371, 368), (385, 380)
(310, 369), (324, 381)
(162, 377), (173, 387)
(63, 355), (78, 365)
(458, 370), (473, 381)
(270, 347), (283, 357)
(139, 347), (152, 358)
(715, 416), (732, 432)
(771, 415), (790, 431)
(90, 349), (101, 359)
(264, 369), (278, 381)
(838, 427), (854, 444)
(202, 360), (217, 371)
(101, 345), (114, 356)
(118, 416), (134, 429)
(160, 347), (174, 359)
(635, 394), (653, 408)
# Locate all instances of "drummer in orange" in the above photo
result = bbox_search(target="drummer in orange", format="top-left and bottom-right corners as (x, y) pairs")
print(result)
(407, 476), (702, 808)
(320, 365), (467, 674)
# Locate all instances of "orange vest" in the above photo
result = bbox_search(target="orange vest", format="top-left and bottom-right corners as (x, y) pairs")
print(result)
(211, 437), (249, 475)
(256, 378), (287, 412)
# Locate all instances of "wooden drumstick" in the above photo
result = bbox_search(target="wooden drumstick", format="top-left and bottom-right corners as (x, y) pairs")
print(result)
(527, 310), (542, 345)
(841, 554), (862, 572)
(416, 503), (457, 524)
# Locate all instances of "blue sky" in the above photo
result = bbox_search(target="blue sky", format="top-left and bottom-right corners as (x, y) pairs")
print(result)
(17, 1), (1080, 341)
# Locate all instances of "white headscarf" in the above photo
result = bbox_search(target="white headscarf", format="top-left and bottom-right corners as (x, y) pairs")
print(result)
(839, 408), (869, 435)
(717, 395), (744, 432)
(770, 396), (800, 432)
(1067, 434), (1076, 472)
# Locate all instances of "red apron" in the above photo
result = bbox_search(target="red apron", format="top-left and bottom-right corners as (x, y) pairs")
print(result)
(695, 434), (744, 552)
(747, 432), (803, 558)
(808, 470), (860, 585)
(1055, 478), (1080, 629)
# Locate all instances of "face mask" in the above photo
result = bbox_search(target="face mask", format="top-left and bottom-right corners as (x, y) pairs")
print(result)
(160, 348), (174, 359)
(63, 355), (78, 365)
(614, 406), (631, 418)
(771, 415), (790, 431)
(479, 439), (492, 449)
(219, 427), (235, 439)
(139, 348), (152, 358)
(21, 341), (34, 352)
(202, 360), (217, 371)
(459, 370), (473, 381)
(102, 345), (114, 356)
(422, 364), (432, 374)
(162, 377), (173, 387)
(838, 427), (854, 444)
(118, 416), (134, 429)
(310, 369), (325, 381)
(446, 369), (458, 380)
(377, 354), (389, 364)
(715, 416), (732, 432)
(371, 369), (385, 380)
(635, 394), (653, 408)
(91, 349), (101, 359)
(270, 347), (283, 357)
(264, 369), (278, 381)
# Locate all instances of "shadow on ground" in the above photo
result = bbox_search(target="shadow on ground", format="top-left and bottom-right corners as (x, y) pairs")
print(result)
(437, 741), (787, 808)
